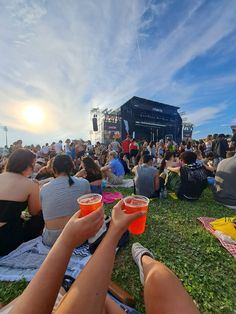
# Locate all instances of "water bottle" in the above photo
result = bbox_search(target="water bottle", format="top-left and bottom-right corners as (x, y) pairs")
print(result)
(163, 187), (168, 198)
(159, 188), (164, 199)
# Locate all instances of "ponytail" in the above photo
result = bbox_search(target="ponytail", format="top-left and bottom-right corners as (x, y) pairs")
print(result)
(68, 174), (74, 186)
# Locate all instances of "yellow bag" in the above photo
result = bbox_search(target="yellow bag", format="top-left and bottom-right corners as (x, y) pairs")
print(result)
(210, 216), (236, 240)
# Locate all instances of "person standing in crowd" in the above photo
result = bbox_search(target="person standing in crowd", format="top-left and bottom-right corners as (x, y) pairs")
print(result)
(214, 151), (236, 209)
(147, 141), (157, 158)
(213, 134), (229, 166)
(129, 138), (139, 165)
(101, 151), (125, 185)
(198, 139), (206, 157)
(121, 134), (131, 159)
(156, 140), (165, 158)
(178, 141), (186, 155)
(133, 154), (160, 198)
(75, 140), (85, 159)
(231, 126), (236, 148)
(0, 149), (44, 256)
(64, 139), (71, 156)
(41, 143), (50, 158)
(54, 140), (63, 155)
(86, 140), (94, 156)
(204, 135), (213, 155)
(185, 141), (193, 152)
(110, 138), (121, 153)
(70, 142), (76, 161)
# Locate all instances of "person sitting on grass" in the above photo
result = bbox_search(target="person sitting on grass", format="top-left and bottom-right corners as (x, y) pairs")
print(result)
(133, 154), (161, 198)
(214, 151), (236, 209)
(35, 158), (55, 181)
(101, 151), (125, 185)
(118, 152), (131, 175)
(41, 154), (91, 247)
(8, 200), (200, 314)
(0, 149), (44, 256)
(167, 151), (208, 201)
(76, 156), (103, 194)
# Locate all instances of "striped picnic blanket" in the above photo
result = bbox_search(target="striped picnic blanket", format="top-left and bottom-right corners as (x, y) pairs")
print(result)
(198, 217), (236, 258)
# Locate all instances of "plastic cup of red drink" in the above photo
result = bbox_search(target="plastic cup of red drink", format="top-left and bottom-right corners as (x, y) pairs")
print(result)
(77, 193), (103, 217)
(123, 195), (149, 234)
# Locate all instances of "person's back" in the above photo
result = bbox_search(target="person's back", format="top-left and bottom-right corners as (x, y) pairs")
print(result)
(111, 140), (120, 153)
(0, 149), (43, 255)
(134, 159), (158, 198)
(118, 157), (130, 175)
(54, 141), (63, 154)
(178, 151), (208, 200)
(110, 158), (125, 176)
(214, 154), (236, 208)
(41, 154), (91, 246)
(41, 176), (90, 221)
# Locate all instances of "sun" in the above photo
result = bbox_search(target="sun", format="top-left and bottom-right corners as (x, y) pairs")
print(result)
(23, 105), (45, 125)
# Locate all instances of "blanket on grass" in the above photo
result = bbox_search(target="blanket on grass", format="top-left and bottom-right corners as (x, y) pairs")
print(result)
(106, 179), (134, 188)
(198, 217), (236, 258)
(0, 237), (91, 282)
(102, 192), (123, 204)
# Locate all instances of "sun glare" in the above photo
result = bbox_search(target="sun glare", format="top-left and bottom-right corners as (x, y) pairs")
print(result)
(23, 105), (45, 126)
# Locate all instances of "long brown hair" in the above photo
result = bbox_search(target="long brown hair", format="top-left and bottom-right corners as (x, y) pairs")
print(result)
(5, 149), (35, 173)
(82, 156), (101, 177)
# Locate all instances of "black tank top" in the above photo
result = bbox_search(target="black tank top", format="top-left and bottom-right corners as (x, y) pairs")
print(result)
(0, 200), (28, 222)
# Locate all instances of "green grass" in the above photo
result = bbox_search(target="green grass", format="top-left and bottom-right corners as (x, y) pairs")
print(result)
(1, 187), (236, 313)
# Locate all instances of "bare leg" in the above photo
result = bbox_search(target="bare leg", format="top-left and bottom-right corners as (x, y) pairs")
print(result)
(103, 296), (126, 314)
(142, 256), (200, 314)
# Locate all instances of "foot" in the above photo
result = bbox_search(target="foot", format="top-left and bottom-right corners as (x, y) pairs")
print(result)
(132, 242), (154, 285)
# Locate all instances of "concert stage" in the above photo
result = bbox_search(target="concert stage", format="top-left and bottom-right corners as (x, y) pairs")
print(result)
(90, 96), (182, 144)
(120, 96), (182, 142)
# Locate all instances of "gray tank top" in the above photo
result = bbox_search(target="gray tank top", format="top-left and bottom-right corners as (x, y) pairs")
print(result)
(41, 176), (91, 220)
(134, 164), (158, 197)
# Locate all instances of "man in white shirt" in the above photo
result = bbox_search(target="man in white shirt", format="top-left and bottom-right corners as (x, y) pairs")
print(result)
(54, 141), (63, 154)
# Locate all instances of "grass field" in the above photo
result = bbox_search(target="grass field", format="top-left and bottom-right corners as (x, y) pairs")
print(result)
(0, 187), (236, 313)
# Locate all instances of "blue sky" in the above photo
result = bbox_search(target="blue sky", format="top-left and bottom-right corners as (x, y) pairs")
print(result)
(0, 0), (236, 146)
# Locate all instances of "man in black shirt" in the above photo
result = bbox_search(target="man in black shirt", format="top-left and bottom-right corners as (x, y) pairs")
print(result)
(177, 152), (208, 201)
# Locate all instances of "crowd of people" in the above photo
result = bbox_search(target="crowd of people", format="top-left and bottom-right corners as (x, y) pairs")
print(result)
(0, 130), (235, 313)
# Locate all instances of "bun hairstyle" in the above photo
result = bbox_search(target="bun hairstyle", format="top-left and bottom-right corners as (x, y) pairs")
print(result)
(53, 154), (75, 186)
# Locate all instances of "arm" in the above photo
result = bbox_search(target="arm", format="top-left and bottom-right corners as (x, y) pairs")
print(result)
(10, 208), (104, 314)
(27, 181), (41, 215)
(167, 166), (180, 174)
(154, 173), (160, 192)
(75, 169), (87, 178)
(132, 165), (138, 174)
(101, 164), (111, 172)
(55, 201), (145, 314)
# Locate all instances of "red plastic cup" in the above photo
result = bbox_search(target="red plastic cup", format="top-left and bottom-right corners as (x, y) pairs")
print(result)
(77, 193), (103, 217)
(123, 195), (149, 234)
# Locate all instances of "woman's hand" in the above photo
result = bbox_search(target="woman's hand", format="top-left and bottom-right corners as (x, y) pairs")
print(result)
(109, 200), (146, 238)
(59, 207), (104, 250)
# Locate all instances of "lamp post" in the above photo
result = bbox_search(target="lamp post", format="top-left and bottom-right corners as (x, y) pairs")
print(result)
(3, 126), (8, 147)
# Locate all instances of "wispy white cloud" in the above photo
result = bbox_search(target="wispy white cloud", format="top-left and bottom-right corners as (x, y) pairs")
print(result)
(186, 103), (228, 126)
(0, 0), (236, 145)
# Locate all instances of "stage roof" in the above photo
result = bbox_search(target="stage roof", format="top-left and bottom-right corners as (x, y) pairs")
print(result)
(120, 96), (180, 111)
